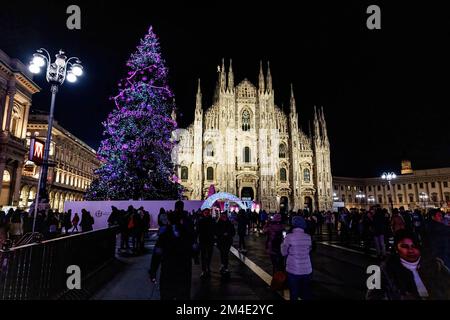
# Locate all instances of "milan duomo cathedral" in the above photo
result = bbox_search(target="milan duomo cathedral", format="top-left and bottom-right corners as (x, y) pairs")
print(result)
(174, 60), (333, 212)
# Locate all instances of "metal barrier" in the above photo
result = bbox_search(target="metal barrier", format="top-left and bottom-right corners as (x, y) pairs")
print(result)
(0, 227), (118, 300)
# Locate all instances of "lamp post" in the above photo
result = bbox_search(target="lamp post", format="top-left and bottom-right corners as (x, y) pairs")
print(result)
(28, 49), (83, 231)
(381, 172), (397, 212)
(419, 192), (428, 210)
(356, 191), (366, 209)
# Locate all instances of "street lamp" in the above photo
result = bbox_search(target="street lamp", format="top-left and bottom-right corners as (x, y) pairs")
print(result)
(28, 48), (83, 231)
(333, 192), (339, 202)
(356, 191), (366, 208)
(419, 192), (428, 210)
(381, 172), (397, 212)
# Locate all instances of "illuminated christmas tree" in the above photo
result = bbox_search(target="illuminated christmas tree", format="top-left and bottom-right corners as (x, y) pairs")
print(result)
(86, 26), (182, 200)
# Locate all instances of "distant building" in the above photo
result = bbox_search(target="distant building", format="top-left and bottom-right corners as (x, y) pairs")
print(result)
(0, 49), (40, 208)
(333, 164), (450, 211)
(20, 111), (101, 212)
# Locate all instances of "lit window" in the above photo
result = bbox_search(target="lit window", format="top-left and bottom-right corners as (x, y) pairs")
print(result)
(2, 170), (11, 183)
(242, 110), (251, 131)
(303, 169), (310, 183)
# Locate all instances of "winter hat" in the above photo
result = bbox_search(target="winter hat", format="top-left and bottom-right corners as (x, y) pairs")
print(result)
(273, 214), (282, 222)
(292, 216), (307, 230)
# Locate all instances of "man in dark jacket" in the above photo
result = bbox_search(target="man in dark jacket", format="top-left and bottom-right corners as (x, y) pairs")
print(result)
(149, 210), (196, 300)
(215, 212), (235, 274)
(424, 209), (450, 268)
(197, 208), (216, 278)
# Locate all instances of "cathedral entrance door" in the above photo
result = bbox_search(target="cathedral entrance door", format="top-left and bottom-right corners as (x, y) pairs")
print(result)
(304, 196), (313, 212)
(241, 187), (254, 200)
(280, 196), (288, 214)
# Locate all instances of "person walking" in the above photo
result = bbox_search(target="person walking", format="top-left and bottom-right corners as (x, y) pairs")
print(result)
(197, 208), (215, 279)
(63, 210), (73, 234)
(324, 211), (334, 242)
(264, 213), (285, 274)
(281, 216), (313, 300)
(215, 212), (235, 275)
(80, 209), (94, 232)
(71, 212), (80, 232)
(149, 211), (196, 300)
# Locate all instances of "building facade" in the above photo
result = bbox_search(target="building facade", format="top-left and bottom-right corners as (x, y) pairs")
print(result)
(19, 112), (101, 212)
(0, 49), (40, 208)
(174, 60), (333, 212)
(333, 166), (450, 211)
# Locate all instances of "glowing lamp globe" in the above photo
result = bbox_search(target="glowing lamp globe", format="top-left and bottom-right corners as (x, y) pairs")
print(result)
(32, 54), (46, 67)
(66, 72), (77, 83)
(29, 63), (41, 74)
(71, 64), (83, 76)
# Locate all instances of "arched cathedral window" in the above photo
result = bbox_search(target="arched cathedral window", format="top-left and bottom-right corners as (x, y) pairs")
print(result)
(244, 147), (251, 163)
(242, 110), (251, 131)
(279, 144), (287, 158)
(206, 142), (214, 157)
(280, 168), (287, 182)
(303, 168), (311, 183)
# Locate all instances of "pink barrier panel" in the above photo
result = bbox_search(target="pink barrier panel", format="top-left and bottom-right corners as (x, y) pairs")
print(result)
(63, 200), (204, 230)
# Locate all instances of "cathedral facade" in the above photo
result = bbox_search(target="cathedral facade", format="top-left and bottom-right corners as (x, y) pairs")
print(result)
(173, 60), (333, 212)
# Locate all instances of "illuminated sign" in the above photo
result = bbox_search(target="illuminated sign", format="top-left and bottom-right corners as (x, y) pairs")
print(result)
(29, 138), (45, 165)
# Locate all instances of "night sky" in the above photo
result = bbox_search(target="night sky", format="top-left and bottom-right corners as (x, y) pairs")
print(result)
(1, 1), (449, 177)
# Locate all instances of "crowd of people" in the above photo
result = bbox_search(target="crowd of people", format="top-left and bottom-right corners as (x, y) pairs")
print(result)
(0, 207), (95, 248)
(3, 200), (448, 300)
(146, 203), (316, 301)
(107, 205), (151, 254)
(147, 202), (449, 301)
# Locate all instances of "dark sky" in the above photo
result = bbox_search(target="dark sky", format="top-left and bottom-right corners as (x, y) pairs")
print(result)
(1, 1), (449, 177)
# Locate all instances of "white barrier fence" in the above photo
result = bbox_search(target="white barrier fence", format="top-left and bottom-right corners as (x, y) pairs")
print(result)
(64, 200), (204, 230)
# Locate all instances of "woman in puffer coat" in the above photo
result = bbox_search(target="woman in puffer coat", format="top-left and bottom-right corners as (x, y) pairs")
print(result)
(281, 216), (313, 300)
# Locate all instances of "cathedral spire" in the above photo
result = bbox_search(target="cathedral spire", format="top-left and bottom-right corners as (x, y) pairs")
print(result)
(220, 58), (226, 92)
(196, 78), (202, 112)
(313, 106), (321, 143)
(266, 61), (273, 93)
(227, 59), (234, 93)
(290, 83), (296, 115)
(320, 106), (329, 146)
(258, 60), (265, 93)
